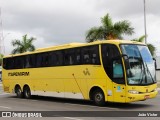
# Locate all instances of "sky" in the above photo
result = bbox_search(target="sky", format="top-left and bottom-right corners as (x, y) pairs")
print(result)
(0, 0), (160, 56)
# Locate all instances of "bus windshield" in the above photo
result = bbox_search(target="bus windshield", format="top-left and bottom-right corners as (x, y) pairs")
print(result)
(121, 44), (156, 85)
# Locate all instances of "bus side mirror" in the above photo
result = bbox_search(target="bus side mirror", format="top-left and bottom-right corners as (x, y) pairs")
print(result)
(153, 58), (157, 70)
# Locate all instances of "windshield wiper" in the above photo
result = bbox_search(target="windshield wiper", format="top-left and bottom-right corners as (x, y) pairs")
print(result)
(139, 59), (155, 84)
(143, 61), (155, 83)
(139, 58), (146, 84)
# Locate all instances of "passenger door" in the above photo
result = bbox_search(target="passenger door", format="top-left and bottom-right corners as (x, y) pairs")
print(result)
(112, 58), (126, 102)
(101, 44), (126, 103)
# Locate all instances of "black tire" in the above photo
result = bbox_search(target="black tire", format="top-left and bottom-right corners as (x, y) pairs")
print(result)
(15, 86), (23, 98)
(23, 86), (31, 99)
(93, 89), (105, 106)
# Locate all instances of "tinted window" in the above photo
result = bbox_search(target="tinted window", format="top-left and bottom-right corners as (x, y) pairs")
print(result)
(28, 55), (36, 68)
(102, 44), (124, 84)
(64, 49), (75, 65)
(82, 45), (100, 65)
(36, 53), (49, 67)
(14, 57), (24, 69)
(4, 57), (12, 69)
(75, 48), (81, 65)
(48, 51), (63, 66)
(3, 45), (100, 69)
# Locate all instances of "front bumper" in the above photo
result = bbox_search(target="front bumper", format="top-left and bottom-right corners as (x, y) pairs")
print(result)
(126, 90), (158, 102)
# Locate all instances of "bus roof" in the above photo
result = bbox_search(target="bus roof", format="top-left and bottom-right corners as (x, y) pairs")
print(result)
(4, 40), (145, 58)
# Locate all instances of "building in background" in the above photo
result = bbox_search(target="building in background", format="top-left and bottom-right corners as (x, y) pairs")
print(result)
(156, 56), (160, 82)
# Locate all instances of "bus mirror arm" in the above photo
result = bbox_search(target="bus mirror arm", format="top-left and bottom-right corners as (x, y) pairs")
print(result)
(121, 54), (129, 60)
(152, 58), (157, 70)
(153, 58), (156, 61)
(113, 54), (128, 60)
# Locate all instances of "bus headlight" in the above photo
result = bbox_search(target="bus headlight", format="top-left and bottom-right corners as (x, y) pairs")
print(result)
(128, 90), (139, 94)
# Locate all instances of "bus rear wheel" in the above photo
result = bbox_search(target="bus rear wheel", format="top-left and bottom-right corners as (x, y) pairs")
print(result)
(23, 86), (31, 99)
(15, 86), (23, 98)
(93, 89), (105, 106)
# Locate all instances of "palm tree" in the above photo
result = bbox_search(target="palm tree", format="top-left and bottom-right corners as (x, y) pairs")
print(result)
(0, 54), (3, 66)
(132, 35), (146, 42)
(132, 35), (156, 56)
(86, 13), (134, 42)
(11, 34), (36, 54)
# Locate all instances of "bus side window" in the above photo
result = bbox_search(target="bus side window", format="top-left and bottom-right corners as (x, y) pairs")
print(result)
(16, 57), (24, 69)
(49, 52), (57, 66)
(55, 51), (63, 66)
(10, 56), (24, 69)
(25, 56), (30, 68)
(29, 55), (36, 68)
(90, 46), (100, 65)
(36, 54), (42, 67)
(64, 49), (75, 65)
(3, 58), (8, 69)
(84, 54), (90, 64)
(82, 45), (100, 65)
(6, 58), (14, 69)
(41, 53), (49, 67)
(44, 53), (49, 66)
(82, 47), (91, 64)
(75, 48), (81, 65)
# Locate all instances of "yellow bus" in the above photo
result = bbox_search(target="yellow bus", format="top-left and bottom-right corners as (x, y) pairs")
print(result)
(2, 40), (158, 106)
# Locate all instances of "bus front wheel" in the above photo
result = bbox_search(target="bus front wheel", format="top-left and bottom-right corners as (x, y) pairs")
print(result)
(15, 86), (23, 98)
(23, 86), (31, 99)
(93, 89), (105, 106)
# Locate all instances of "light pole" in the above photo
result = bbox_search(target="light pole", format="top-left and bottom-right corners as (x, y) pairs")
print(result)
(2, 33), (10, 54)
(144, 0), (147, 44)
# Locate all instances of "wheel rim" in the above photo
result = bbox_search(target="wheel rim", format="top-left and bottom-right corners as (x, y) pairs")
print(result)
(16, 88), (22, 97)
(25, 90), (29, 97)
(18, 89), (21, 95)
(25, 88), (30, 98)
(95, 93), (103, 102)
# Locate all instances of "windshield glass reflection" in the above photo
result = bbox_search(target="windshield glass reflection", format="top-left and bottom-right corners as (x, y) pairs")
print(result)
(121, 44), (156, 85)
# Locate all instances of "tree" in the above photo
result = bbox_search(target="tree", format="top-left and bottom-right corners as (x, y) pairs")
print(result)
(86, 13), (134, 42)
(11, 34), (36, 54)
(132, 35), (146, 42)
(0, 54), (3, 66)
(132, 35), (156, 56)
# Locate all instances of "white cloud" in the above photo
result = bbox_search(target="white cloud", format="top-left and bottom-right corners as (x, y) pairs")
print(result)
(0, 0), (160, 56)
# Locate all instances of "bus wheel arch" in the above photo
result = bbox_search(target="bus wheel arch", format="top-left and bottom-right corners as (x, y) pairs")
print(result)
(89, 86), (105, 106)
(23, 85), (31, 99)
(15, 84), (23, 98)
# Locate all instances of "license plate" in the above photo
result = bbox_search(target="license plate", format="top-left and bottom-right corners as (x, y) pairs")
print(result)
(144, 95), (150, 99)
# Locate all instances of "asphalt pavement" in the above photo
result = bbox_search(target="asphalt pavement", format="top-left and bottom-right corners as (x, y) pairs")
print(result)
(0, 82), (160, 120)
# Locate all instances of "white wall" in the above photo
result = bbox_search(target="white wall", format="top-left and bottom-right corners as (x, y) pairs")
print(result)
(156, 56), (160, 82)
(156, 56), (160, 70)
(156, 71), (160, 82)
